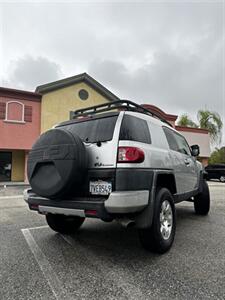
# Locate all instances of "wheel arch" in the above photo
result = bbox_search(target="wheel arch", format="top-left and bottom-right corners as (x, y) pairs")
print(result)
(155, 173), (177, 195)
(135, 170), (176, 229)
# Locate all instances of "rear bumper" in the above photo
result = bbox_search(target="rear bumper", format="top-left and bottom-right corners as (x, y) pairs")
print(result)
(105, 190), (149, 213)
(24, 189), (149, 218)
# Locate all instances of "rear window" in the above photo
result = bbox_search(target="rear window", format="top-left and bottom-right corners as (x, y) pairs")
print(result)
(65, 115), (118, 143)
(119, 115), (151, 144)
(206, 164), (225, 169)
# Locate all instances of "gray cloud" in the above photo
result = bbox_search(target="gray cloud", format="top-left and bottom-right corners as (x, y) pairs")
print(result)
(5, 56), (62, 90)
(89, 45), (223, 116)
(1, 1), (224, 143)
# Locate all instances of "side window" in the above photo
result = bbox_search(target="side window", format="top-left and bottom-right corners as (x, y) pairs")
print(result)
(119, 115), (151, 144)
(175, 134), (191, 155)
(163, 127), (191, 155)
(163, 127), (179, 151)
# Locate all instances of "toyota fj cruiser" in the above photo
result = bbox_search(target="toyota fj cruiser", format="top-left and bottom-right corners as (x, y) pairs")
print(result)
(24, 100), (210, 253)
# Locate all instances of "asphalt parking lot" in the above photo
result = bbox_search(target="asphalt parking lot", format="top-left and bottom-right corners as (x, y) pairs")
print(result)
(0, 182), (225, 300)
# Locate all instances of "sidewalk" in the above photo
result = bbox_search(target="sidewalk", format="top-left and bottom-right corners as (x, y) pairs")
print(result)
(0, 182), (30, 197)
(207, 181), (225, 187)
(0, 181), (29, 187)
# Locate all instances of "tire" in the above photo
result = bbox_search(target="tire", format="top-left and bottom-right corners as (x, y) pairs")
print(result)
(219, 176), (225, 183)
(138, 188), (176, 254)
(205, 175), (210, 181)
(46, 214), (85, 234)
(194, 180), (210, 215)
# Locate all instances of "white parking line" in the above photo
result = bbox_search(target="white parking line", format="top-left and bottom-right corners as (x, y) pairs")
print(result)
(21, 228), (68, 300)
(22, 225), (49, 231)
(22, 225), (147, 299)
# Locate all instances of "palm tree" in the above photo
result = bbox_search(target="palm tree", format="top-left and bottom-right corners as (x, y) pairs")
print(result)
(197, 110), (223, 144)
(177, 114), (198, 128)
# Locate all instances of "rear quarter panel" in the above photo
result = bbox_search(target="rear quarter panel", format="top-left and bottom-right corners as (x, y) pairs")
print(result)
(117, 112), (172, 170)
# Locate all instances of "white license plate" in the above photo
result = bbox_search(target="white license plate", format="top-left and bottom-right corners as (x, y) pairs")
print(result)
(90, 181), (112, 195)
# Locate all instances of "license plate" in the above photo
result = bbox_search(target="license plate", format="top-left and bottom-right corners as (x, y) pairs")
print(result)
(89, 181), (112, 195)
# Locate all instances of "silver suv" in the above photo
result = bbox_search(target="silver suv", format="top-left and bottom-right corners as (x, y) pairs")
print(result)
(24, 100), (210, 253)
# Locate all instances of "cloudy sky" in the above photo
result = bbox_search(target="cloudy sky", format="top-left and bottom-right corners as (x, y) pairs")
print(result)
(0, 0), (224, 144)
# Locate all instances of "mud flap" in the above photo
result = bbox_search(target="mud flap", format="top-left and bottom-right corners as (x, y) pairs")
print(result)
(135, 173), (157, 229)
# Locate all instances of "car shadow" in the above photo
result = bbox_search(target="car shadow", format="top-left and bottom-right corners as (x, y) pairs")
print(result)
(54, 203), (209, 262)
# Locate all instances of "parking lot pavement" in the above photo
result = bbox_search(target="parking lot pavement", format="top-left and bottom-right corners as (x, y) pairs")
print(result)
(0, 184), (225, 300)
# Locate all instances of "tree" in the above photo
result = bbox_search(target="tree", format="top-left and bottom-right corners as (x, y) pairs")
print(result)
(209, 147), (225, 164)
(177, 114), (198, 128)
(197, 110), (223, 144)
(177, 110), (223, 145)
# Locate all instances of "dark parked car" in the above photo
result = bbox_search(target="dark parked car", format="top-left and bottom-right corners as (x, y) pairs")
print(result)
(205, 164), (225, 182)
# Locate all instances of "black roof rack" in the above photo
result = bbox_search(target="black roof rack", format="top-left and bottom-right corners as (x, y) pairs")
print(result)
(72, 100), (172, 127)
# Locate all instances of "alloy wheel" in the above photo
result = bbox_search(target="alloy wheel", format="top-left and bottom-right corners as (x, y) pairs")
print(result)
(160, 200), (173, 240)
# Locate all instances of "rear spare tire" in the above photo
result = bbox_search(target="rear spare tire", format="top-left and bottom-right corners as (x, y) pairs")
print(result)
(27, 128), (87, 199)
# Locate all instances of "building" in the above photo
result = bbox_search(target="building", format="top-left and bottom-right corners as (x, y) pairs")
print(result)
(0, 73), (210, 182)
(0, 87), (41, 182)
(36, 73), (119, 133)
(175, 126), (210, 166)
(0, 73), (118, 182)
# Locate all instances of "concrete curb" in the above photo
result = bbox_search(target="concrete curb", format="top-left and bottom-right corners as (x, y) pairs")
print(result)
(0, 195), (24, 199)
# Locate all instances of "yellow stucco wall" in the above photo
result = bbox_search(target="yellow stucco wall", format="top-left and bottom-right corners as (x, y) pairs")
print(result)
(11, 150), (25, 181)
(41, 82), (111, 133)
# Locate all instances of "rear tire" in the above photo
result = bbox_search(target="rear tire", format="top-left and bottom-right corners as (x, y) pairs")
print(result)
(138, 188), (176, 254)
(46, 214), (85, 234)
(194, 180), (210, 215)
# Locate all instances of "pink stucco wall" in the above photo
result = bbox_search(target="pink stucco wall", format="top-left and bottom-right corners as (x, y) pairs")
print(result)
(0, 97), (41, 150)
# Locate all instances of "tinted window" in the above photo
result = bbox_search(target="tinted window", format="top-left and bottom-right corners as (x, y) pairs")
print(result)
(206, 164), (225, 170)
(119, 115), (151, 144)
(175, 134), (191, 155)
(214, 164), (225, 168)
(65, 116), (118, 143)
(163, 127), (191, 155)
(163, 127), (179, 152)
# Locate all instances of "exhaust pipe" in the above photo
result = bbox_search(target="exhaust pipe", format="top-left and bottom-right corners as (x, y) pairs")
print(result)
(117, 218), (135, 228)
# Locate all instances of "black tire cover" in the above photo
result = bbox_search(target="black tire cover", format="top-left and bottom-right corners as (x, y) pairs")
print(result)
(27, 128), (87, 199)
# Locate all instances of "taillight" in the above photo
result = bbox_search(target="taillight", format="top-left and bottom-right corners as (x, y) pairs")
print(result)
(85, 210), (97, 217)
(30, 204), (39, 210)
(117, 147), (145, 163)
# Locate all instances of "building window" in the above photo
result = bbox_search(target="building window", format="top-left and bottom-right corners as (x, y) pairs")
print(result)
(5, 101), (25, 123)
(78, 89), (89, 100)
